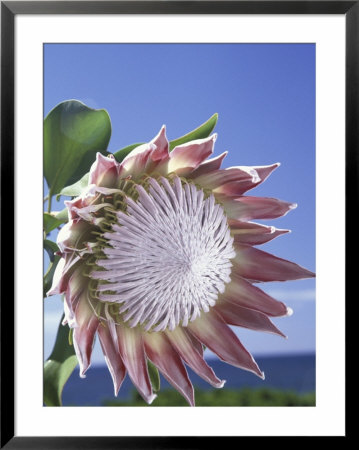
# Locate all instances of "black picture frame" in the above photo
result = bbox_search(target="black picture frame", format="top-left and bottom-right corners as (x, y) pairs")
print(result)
(1, 1), (354, 447)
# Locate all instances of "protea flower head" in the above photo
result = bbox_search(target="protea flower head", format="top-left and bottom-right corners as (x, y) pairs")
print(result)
(48, 126), (314, 406)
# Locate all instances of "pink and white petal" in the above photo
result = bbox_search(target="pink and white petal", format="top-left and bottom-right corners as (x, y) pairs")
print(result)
(188, 310), (264, 378)
(214, 300), (286, 338)
(188, 332), (204, 356)
(57, 219), (93, 253)
(214, 180), (260, 197)
(149, 125), (169, 161)
(194, 166), (259, 191)
(167, 134), (217, 176)
(144, 332), (194, 406)
(233, 243), (316, 282)
(212, 163), (280, 196)
(223, 274), (289, 317)
(221, 196), (297, 221)
(234, 228), (289, 246)
(120, 142), (157, 177)
(166, 327), (225, 389)
(188, 151), (228, 178)
(120, 127), (170, 178)
(47, 257), (67, 296)
(63, 267), (88, 327)
(71, 202), (112, 222)
(64, 185), (99, 221)
(252, 163), (280, 185)
(229, 220), (288, 243)
(228, 219), (271, 234)
(93, 186), (124, 196)
(89, 153), (121, 187)
(229, 220), (289, 245)
(46, 253), (81, 296)
(97, 323), (126, 396)
(65, 197), (86, 221)
(115, 324), (156, 404)
(72, 295), (99, 377)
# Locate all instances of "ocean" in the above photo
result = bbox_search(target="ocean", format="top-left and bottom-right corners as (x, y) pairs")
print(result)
(62, 353), (315, 406)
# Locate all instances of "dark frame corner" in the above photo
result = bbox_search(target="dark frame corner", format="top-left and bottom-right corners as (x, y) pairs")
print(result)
(1, 1), (354, 448)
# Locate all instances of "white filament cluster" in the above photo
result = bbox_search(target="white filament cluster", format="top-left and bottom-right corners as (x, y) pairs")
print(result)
(93, 176), (235, 331)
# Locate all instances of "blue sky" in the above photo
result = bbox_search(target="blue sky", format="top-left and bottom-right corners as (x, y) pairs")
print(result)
(44, 43), (315, 363)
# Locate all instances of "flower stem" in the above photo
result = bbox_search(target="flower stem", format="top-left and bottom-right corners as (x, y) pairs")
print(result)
(47, 195), (52, 213)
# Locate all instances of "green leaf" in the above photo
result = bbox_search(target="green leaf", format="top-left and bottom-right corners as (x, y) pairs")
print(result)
(147, 360), (160, 392)
(43, 315), (78, 406)
(43, 254), (61, 297)
(44, 100), (111, 196)
(169, 113), (218, 150)
(57, 172), (90, 199)
(43, 212), (65, 235)
(44, 239), (59, 262)
(43, 239), (60, 296)
(113, 143), (144, 163)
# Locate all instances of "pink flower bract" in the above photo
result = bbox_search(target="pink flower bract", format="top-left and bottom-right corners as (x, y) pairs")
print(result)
(48, 125), (315, 405)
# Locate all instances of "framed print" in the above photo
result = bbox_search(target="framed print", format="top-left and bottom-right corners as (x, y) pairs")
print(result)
(1, 1), (354, 446)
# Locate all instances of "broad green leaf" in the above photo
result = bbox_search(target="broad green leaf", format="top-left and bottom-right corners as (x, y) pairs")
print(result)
(147, 360), (160, 392)
(57, 172), (89, 199)
(44, 100), (111, 197)
(43, 212), (65, 235)
(169, 113), (218, 150)
(44, 314), (78, 406)
(43, 254), (61, 297)
(113, 143), (144, 163)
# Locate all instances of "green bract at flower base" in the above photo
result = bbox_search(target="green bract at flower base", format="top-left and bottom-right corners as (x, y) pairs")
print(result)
(47, 126), (315, 406)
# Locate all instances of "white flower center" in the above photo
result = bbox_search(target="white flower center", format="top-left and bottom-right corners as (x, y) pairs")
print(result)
(94, 176), (235, 331)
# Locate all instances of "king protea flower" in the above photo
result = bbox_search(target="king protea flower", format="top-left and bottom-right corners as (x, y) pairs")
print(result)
(47, 126), (314, 406)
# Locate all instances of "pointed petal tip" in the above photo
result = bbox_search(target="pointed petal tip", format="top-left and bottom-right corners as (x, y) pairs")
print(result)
(247, 355), (265, 379)
(46, 288), (54, 297)
(113, 378), (122, 396)
(249, 353), (265, 379)
(286, 307), (294, 316)
(145, 393), (157, 405)
(271, 227), (290, 235)
(217, 379), (226, 388)
(188, 393), (195, 407)
(277, 329), (288, 339)
(290, 203), (298, 210)
(79, 360), (91, 378)
(252, 364), (265, 380)
(157, 124), (167, 138)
